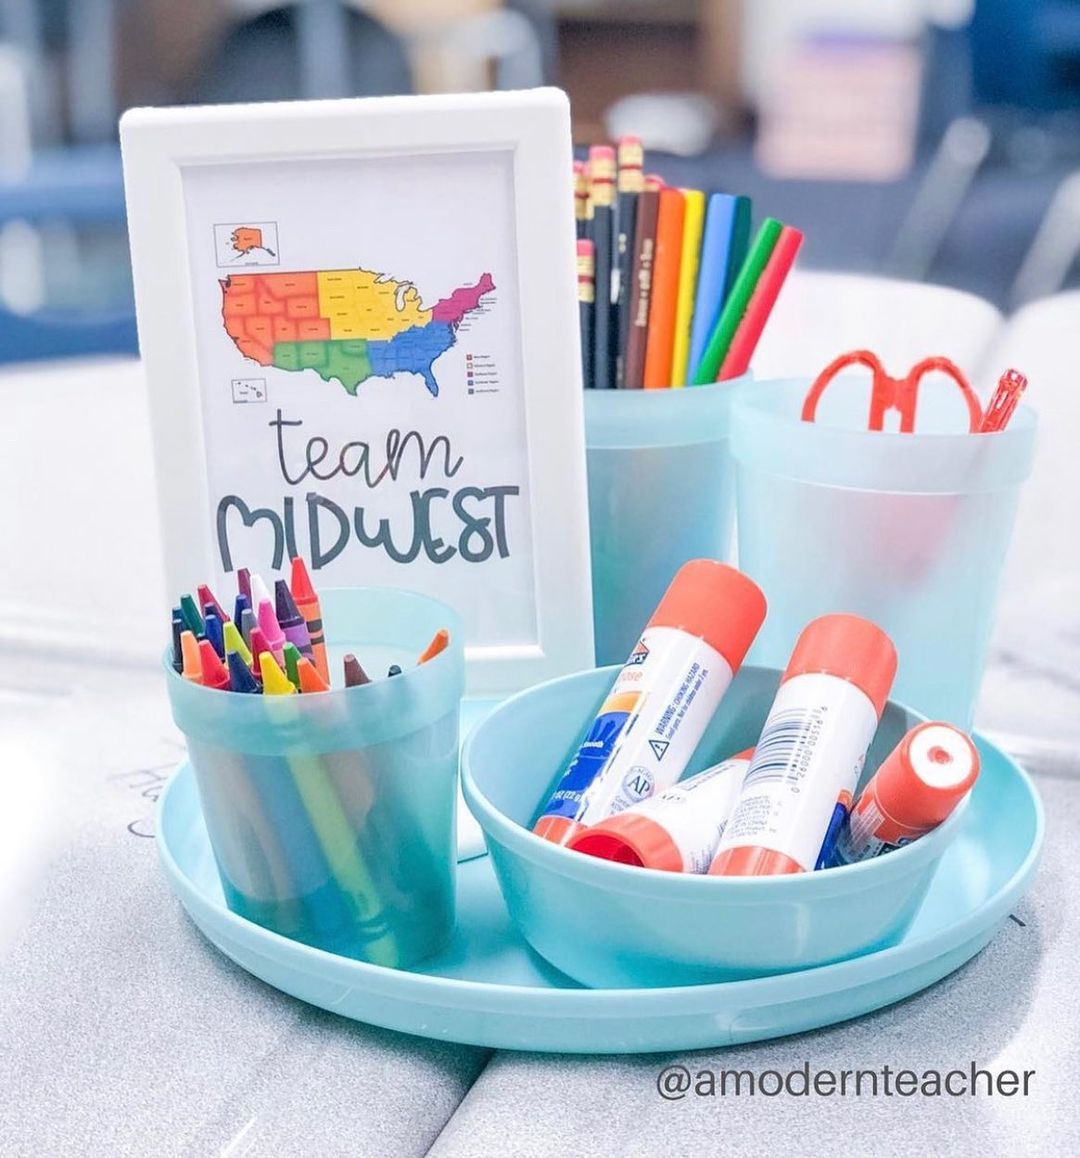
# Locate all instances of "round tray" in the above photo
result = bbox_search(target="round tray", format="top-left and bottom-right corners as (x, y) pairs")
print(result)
(157, 733), (1042, 1054)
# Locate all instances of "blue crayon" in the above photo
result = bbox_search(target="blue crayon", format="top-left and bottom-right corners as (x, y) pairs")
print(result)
(234, 592), (252, 630)
(687, 193), (751, 382)
(815, 795), (852, 870)
(227, 650), (261, 693)
(170, 607), (184, 673)
(203, 607), (226, 659)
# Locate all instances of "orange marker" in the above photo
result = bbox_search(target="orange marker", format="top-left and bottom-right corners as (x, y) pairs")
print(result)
(418, 628), (450, 665)
(297, 654), (331, 694)
(198, 638), (230, 691)
(642, 187), (686, 388)
(180, 630), (203, 684)
(289, 556), (329, 684)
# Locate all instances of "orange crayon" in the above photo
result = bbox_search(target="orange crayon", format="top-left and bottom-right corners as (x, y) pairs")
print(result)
(297, 655), (331, 694)
(180, 631), (203, 684)
(418, 629), (450, 665)
(289, 556), (329, 683)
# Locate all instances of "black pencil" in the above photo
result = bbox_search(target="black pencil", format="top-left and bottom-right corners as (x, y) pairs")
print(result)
(614, 136), (644, 388)
(588, 144), (617, 389)
(577, 238), (595, 388)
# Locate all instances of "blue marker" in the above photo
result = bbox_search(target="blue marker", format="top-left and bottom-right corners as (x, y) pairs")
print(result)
(227, 650), (261, 693)
(687, 193), (750, 381)
(203, 607), (226, 660)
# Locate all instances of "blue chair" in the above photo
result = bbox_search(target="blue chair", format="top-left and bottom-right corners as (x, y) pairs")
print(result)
(971, 0), (1080, 111)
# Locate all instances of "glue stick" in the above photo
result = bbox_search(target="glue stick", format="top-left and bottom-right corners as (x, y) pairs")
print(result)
(569, 749), (752, 872)
(533, 561), (767, 847)
(832, 722), (979, 865)
(709, 614), (897, 876)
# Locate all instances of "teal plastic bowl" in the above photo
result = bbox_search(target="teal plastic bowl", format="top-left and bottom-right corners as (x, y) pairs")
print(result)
(461, 664), (969, 988)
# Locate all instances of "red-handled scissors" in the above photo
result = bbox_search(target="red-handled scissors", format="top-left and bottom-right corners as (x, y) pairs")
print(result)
(802, 349), (983, 433)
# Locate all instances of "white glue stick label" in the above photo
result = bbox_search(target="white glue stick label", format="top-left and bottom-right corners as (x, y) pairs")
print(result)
(714, 673), (879, 872)
(627, 756), (750, 873)
(575, 626), (735, 826)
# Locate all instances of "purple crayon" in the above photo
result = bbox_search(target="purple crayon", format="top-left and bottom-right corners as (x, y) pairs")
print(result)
(275, 579), (314, 659)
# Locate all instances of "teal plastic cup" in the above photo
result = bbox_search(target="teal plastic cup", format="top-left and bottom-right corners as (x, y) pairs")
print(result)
(731, 377), (1036, 728)
(584, 377), (745, 666)
(462, 664), (966, 988)
(164, 588), (464, 968)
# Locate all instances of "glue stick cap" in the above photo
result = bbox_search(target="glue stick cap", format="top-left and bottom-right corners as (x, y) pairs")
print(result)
(783, 614), (897, 718)
(876, 722), (980, 830)
(569, 814), (683, 872)
(532, 815), (585, 847)
(648, 561), (767, 672)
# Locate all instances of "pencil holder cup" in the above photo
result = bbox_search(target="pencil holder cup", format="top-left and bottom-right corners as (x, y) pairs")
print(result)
(164, 588), (465, 968)
(584, 376), (747, 666)
(731, 377), (1036, 727)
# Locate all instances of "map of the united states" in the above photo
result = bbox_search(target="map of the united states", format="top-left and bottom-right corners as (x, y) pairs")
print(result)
(220, 267), (495, 397)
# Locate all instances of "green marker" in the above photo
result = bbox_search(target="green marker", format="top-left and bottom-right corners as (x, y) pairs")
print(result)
(692, 217), (783, 385)
(283, 642), (302, 691)
(179, 593), (205, 637)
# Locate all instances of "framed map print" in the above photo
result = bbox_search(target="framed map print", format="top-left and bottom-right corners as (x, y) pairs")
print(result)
(121, 89), (594, 695)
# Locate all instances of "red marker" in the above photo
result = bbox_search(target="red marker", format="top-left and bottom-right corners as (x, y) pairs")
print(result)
(290, 557), (329, 684)
(198, 638), (230, 690)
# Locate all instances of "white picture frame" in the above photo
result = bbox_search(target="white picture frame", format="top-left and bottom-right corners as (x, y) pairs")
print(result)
(120, 88), (594, 697)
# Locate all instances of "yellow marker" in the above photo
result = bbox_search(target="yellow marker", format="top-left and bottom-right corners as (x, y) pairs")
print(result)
(670, 189), (706, 387)
(223, 621), (252, 668)
(262, 649), (399, 966)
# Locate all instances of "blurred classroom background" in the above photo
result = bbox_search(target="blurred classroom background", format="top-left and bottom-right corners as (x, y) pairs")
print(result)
(4, 0), (1080, 359)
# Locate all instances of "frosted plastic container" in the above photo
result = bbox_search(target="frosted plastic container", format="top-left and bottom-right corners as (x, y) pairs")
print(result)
(584, 376), (746, 665)
(462, 664), (967, 988)
(732, 377), (1036, 728)
(165, 588), (464, 967)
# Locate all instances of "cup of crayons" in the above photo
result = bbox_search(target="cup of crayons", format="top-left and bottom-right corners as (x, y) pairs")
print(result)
(576, 137), (802, 664)
(164, 557), (465, 967)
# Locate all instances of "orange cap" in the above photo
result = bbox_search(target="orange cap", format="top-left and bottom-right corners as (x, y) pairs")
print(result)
(648, 561), (767, 672)
(874, 722), (979, 830)
(709, 845), (803, 876)
(783, 614), (897, 718)
(532, 815), (585, 847)
(569, 814), (683, 872)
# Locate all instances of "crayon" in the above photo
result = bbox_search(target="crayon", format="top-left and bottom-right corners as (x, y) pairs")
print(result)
(577, 239), (595, 388)
(256, 597), (286, 664)
(290, 557), (329, 684)
(223, 620), (252, 667)
(670, 189), (706, 387)
(688, 194), (750, 382)
(589, 145), (617, 390)
(387, 664), (403, 678)
(236, 567), (251, 604)
(343, 654), (370, 688)
(574, 160), (589, 239)
(234, 592), (251, 631)
(297, 655), (331, 694)
(203, 608), (226, 659)
(283, 642), (302, 691)
(249, 626), (271, 677)
(179, 594), (204, 638)
(180, 630), (202, 683)
(170, 607), (184, 673)
(250, 573), (273, 613)
(198, 583), (229, 623)
(227, 649), (260, 694)
(198, 638), (230, 691)
(275, 579), (314, 659)
(692, 217), (783, 385)
(623, 187), (660, 390)
(643, 187), (686, 389)
(614, 136), (644, 387)
(418, 628), (450, 665)
(259, 650), (295, 696)
(717, 224), (803, 381)
(240, 606), (257, 650)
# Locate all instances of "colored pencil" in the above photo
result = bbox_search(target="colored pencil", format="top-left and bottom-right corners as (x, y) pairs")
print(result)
(577, 239), (595, 388)
(670, 189), (705, 388)
(718, 225), (803, 380)
(623, 187), (660, 390)
(614, 136), (644, 387)
(588, 145), (617, 390)
(687, 193), (749, 382)
(692, 217), (784, 384)
(643, 187), (687, 389)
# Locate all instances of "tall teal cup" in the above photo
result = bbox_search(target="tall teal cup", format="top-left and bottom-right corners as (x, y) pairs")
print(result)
(584, 377), (745, 665)
(732, 377), (1037, 727)
(165, 588), (464, 967)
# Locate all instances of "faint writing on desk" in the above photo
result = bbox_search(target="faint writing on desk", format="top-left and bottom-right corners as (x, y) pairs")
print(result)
(110, 748), (183, 838)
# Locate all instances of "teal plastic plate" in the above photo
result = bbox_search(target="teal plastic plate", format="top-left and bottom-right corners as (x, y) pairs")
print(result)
(157, 734), (1042, 1054)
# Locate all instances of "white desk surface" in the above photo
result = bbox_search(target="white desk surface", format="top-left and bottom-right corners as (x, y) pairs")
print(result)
(2, 279), (1078, 1155)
